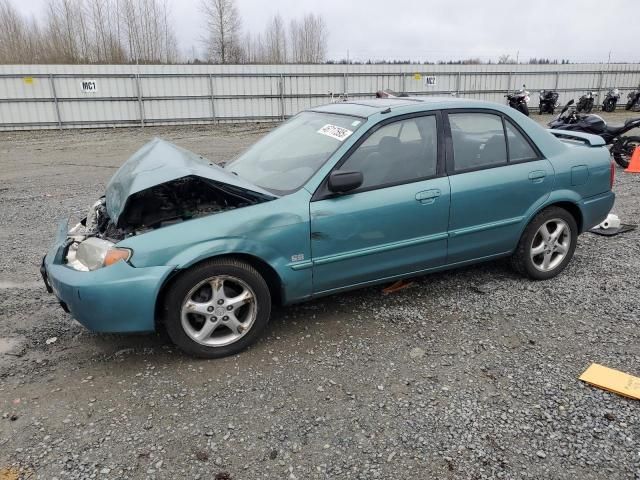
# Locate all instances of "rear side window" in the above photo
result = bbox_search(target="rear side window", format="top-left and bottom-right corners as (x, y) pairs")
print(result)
(449, 113), (507, 171)
(505, 120), (538, 161)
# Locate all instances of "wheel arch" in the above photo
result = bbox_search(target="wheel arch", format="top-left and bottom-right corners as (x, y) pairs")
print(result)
(154, 253), (284, 330)
(523, 199), (584, 238)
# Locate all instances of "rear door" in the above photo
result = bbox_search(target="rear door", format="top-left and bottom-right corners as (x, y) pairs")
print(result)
(445, 110), (555, 264)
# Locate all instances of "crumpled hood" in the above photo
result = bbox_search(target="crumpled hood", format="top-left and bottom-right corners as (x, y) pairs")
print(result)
(105, 138), (274, 225)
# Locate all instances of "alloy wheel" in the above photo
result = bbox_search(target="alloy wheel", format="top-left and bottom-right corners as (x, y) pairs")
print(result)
(530, 219), (571, 272)
(180, 275), (257, 347)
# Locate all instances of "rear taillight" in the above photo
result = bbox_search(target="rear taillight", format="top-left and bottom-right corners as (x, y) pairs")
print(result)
(610, 160), (615, 189)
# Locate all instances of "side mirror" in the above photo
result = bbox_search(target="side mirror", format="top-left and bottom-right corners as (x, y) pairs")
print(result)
(328, 170), (363, 194)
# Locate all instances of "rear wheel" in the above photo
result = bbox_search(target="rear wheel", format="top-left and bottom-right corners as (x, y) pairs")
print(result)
(511, 207), (578, 280)
(613, 136), (640, 168)
(164, 258), (272, 358)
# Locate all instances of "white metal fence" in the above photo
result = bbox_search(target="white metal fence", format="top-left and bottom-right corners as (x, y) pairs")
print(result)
(1, 63), (639, 131)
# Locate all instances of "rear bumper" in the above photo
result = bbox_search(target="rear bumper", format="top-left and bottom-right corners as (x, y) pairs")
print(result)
(42, 221), (174, 333)
(580, 191), (615, 231)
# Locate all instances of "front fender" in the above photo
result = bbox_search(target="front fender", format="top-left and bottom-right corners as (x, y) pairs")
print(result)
(165, 236), (312, 305)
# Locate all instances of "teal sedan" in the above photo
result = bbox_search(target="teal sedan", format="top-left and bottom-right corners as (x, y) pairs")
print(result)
(41, 97), (615, 358)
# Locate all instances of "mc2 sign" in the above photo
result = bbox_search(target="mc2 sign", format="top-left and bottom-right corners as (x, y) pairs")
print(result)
(80, 80), (98, 93)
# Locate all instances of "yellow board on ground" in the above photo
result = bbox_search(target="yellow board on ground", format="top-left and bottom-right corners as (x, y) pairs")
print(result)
(579, 363), (640, 400)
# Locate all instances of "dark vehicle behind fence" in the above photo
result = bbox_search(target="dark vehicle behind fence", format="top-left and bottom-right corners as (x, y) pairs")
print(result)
(549, 100), (640, 168)
(626, 90), (640, 111)
(576, 91), (597, 113)
(602, 88), (620, 112)
(506, 85), (530, 116)
(538, 89), (559, 114)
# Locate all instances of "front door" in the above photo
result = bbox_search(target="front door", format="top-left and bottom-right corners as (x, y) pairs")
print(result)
(310, 113), (451, 294)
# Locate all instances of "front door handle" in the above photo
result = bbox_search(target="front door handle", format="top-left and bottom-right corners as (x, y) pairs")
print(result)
(415, 189), (441, 205)
(528, 170), (546, 183)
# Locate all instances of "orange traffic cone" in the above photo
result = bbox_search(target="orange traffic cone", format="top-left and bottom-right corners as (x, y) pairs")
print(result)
(625, 146), (640, 173)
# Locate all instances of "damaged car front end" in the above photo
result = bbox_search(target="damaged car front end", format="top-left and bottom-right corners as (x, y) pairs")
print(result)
(41, 138), (277, 333)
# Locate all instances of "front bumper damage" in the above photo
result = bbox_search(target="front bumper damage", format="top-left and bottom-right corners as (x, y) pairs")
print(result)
(41, 220), (174, 333)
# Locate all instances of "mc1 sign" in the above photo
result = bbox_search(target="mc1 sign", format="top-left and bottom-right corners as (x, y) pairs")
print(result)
(80, 80), (98, 93)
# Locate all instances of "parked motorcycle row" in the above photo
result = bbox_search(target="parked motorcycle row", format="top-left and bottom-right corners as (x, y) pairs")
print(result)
(502, 84), (640, 168)
(548, 99), (640, 168)
(505, 85), (640, 115)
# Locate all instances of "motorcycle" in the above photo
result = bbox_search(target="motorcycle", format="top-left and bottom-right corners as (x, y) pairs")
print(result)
(576, 91), (597, 113)
(602, 88), (620, 112)
(505, 85), (530, 116)
(538, 89), (559, 114)
(625, 90), (640, 111)
(549, 100), (640, 168)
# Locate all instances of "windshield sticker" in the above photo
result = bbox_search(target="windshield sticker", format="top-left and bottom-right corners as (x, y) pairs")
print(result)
(351, 120), (361, 127)
(317, 124), (353, 141)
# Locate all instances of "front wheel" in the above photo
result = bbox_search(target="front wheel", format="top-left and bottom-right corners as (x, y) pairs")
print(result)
(511, 207), (578, 280)
(612, 136), (640, 168)
(519, 103), (530, 116)
(163, 258), (272, 358)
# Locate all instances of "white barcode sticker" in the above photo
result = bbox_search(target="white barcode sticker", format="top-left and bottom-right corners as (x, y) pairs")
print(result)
(317, 124), (353, 141)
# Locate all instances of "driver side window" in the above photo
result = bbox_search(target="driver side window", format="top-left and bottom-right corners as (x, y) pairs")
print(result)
(340, 115), (438, 190)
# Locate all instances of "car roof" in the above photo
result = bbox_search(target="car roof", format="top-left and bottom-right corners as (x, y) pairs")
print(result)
(309, 96), (473, 118)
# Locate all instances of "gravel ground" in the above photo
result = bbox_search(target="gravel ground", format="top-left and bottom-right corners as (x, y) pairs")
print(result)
(0, 110), (639, 479)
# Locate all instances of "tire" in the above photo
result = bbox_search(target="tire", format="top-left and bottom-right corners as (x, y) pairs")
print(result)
(625, 101), (632, 110)
(163, 258), (272, 358)
(520, 103), (529, 116)
(539, 104), (544, 115)
(585, 103), (593, 114)
(511, 206), (578, 281)
(612, 136), (640, 168)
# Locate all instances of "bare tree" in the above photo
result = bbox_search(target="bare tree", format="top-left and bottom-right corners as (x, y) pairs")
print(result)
(264, 14), (286, 63)
(119, 0), (177, 63)
(201, 0), (241, 64)
(0, 0), (40, 63)
(289, 13), (327, 63)
(498, 54), (516, 64)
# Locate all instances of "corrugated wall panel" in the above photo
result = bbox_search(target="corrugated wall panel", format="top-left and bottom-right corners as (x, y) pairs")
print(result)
(2, 64), (640, 130)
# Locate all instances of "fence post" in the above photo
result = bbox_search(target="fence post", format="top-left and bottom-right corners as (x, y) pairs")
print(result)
(402, 73), (406, 94)
(456, 72), (461, 97)
(208, 74), (216, 123)
(343, 72), (348, 99)
(134, 74), (144, 128)
(49, 74), (62, 130)
(279, 74), (285, 121)
(596, 70), (604, 108)
(507, 71), (512, 95)
(554, 71), (560, 90)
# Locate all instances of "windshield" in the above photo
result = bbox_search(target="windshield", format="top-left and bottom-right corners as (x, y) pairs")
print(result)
(226, 111), (364, 195)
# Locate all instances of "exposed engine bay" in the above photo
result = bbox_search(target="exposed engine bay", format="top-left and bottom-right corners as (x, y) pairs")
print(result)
(65, 175), (268, 271)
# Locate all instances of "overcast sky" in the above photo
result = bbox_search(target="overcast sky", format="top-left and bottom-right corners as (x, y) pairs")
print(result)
(12, 0), (638, 63)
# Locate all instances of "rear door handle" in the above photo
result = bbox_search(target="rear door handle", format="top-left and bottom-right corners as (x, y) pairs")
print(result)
(528, 170), (546, 183)
(415, 189), (441, 205)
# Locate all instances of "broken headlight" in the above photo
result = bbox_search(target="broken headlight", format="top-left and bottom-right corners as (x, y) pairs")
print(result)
(66, 237), (132, 271)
